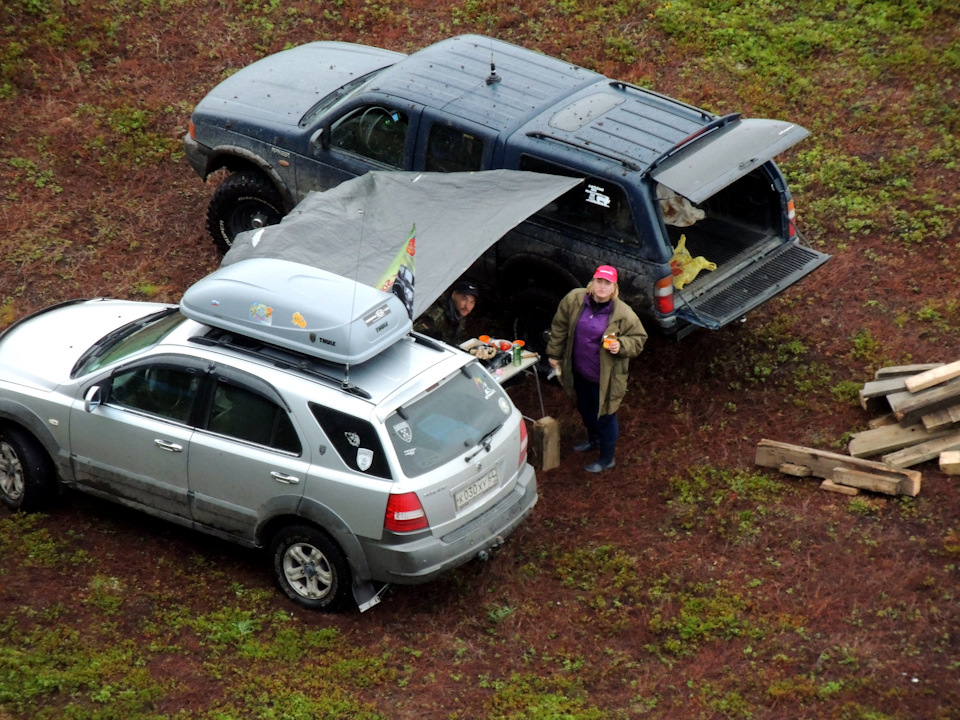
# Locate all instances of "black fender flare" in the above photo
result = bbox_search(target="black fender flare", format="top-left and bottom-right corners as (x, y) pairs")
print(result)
(0, 401), (68, 480)
(498, 253), (581, 297)
(203, 145), (297, 212)
(260, 497), (379, 610)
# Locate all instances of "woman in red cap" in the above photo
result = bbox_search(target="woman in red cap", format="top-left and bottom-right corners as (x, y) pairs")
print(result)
(546, 265), (647, 473)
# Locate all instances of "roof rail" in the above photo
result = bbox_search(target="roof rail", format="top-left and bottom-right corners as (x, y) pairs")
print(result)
(524, 131), (641, 171)
(190, 330), (373, 400)
(607, 80), (714, 122)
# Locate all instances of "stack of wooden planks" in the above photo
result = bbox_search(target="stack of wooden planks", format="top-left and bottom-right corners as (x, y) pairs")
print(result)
(852, 362), (960, 473)
(755, 361), (960, 497)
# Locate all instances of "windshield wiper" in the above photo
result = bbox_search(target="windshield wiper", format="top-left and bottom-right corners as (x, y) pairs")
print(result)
(465, 423), (502, 463)
(71, 308), (177, 376)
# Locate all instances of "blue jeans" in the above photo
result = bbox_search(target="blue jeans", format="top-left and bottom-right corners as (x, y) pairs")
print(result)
(573, 370), (619, 463)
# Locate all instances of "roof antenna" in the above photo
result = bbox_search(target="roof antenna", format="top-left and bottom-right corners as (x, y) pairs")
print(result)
(485, 52), (500, 85)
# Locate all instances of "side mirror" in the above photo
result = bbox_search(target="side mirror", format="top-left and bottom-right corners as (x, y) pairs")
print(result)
(84, 385), (102, 413)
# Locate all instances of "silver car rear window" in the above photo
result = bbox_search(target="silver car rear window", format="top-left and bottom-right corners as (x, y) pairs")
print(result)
(385, 363), (513, 478)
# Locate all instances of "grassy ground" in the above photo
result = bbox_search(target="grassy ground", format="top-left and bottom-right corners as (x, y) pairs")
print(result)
(1, 1), (960, 718)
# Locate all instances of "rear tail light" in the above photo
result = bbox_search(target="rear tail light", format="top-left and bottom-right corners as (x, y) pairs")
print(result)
(384, 492), (428, 532)
(519, 418), (528, 466)
(787, 199), (797, 239)
(655, 275), (675, 314)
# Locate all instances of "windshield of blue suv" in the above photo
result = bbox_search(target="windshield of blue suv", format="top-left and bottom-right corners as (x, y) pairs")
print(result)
(72, 308), (186, 377)
(386, 362), (515, 478)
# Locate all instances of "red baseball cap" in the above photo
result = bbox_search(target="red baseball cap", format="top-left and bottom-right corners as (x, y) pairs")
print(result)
(593, 265), (618, 283)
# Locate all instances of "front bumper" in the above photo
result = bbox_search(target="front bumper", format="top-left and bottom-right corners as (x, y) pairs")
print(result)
(361, 463), (538, 585)
(183, 132), (212, 179)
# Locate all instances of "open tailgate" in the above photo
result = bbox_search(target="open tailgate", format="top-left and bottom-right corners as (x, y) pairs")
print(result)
(650, 117), (810, 203)
(675, 240), (830, 331)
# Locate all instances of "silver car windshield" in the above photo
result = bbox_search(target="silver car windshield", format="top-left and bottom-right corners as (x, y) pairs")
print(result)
(72, 309), (186, 378)
(385, 363), (514, 478)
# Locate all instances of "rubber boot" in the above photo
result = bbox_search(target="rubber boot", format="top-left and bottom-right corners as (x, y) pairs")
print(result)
(584, 444), (616, 473)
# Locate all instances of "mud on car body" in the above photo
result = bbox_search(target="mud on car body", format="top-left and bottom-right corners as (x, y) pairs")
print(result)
(0, 259), (537, 612)
(185, 34), (829, 345)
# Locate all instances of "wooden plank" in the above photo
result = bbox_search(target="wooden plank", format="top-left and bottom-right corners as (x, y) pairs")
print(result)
(867, 413), (899, 429)
(820, 479), (859, 496)
(831, 467), (904, 496)
(882, 429), (960, 469)
(921, 404), (960, 431)
(848, 422), (953, 458)
(755, 439), (922, 489)
(940, 450), (960, 475)
(859, 377), (909, 411)
(887, 377), (960, 424)
(905, 360), (960, 393)
(779, 462), (812, 477)
(874, 363), (943, 380)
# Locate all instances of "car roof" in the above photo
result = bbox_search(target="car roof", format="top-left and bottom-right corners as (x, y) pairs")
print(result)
(378, 34), (715, 171)
(171, 315), (468, 409)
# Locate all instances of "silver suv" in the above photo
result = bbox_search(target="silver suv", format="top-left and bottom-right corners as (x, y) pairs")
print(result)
(0, 259), (537, 612)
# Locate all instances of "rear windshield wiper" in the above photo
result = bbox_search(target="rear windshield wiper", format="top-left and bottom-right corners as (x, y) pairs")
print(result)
(465, 423), (502, 462)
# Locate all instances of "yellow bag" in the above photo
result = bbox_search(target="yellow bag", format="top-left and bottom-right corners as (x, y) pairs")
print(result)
(670, 234), (717, 289)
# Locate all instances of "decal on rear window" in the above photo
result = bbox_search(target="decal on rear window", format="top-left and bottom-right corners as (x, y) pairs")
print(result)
(356, 448), (373, 471)
(393, 420), (412, 442)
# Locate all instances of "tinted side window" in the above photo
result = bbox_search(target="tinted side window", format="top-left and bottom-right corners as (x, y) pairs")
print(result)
(519, 155), (638, 242)
(310, 404), (392, 480)
(207, 380), (301, 454)
(425, 124), (484, 172)
(109, 365), (199, 424)
(330, 105), (408, 168)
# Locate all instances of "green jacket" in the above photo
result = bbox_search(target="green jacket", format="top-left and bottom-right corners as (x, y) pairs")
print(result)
(545, 288), (647, 416)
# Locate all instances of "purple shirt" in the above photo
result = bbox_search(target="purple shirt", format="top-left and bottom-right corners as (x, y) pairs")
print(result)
(572, 295), (612, 382)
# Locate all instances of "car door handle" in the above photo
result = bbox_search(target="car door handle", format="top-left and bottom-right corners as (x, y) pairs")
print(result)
(155, 439), (183, 453)
(271, 472), (301, 485)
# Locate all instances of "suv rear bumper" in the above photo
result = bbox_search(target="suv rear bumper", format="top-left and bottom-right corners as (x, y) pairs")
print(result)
(361, 464), (538, 584)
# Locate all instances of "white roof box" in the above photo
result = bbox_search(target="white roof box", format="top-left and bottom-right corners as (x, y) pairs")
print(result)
(180, 258), (412, 364)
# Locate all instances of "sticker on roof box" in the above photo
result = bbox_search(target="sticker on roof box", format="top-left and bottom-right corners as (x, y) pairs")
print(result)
(292, 312), (307, 329)
(249, 302), (273, 325)
(363, 303), (392, 326)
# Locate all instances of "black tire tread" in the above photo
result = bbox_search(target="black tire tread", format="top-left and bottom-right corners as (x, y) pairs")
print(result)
(205, 171), (284, 254)
(269, 524), (352, 613)
(0, 425), (56, 512)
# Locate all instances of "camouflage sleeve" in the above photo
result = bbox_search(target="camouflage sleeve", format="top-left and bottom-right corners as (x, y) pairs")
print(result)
(413, 300), (447, 337)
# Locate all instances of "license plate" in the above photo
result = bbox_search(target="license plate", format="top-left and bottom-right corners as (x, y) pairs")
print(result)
(455, 469), (499, 511)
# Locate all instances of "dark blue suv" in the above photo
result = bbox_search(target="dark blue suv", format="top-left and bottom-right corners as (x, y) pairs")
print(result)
(185, 34), (829, 342)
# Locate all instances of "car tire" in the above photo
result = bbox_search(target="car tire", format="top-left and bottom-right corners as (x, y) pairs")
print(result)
(206, 171), (284, 254)
(511, 286), (564, 357)
(269, 524), (352, 612)
(0, 426), (56, 512)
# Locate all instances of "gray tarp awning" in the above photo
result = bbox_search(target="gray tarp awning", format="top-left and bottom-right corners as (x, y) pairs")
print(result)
(222, 170), (581, 319)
